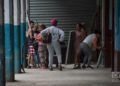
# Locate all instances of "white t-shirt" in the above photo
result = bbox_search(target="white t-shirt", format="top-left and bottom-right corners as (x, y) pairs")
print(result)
(41, 26), (64, 42)
(83, 33), (96, 48)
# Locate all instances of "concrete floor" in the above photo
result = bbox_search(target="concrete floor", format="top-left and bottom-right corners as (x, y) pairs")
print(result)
(6, 65), (120, 86)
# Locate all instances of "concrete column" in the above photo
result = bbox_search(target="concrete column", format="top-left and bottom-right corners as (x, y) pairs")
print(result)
(20, 0), (26, 67)
(14, 0), (21, 73)
(109, 0), (115, 72)
(4, 0), (14, 81)
(114, 0), (120, 72)
(102, 0), (113, 68)
(101, 0), (105, 67)
(0, 0), (5, 85)
(112, 0), (120, 80)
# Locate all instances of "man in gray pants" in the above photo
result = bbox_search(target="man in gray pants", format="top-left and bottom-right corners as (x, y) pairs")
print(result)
(80, 30), (101, 69)
(41, 19), (64, 71)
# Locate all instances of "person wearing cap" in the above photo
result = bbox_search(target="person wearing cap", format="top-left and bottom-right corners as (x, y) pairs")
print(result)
(41, 19), (64, 71)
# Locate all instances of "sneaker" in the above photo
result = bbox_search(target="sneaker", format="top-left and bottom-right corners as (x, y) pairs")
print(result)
(56, 63), (58, 68)
(27, 66), (31, 69)
(87, 65), (94, 69)
(58, 65), (62, 71)
(96, 65), (99, 68)
(73, 65), (81, 69)
(82, 65), (86, 69)
(49, 66), (53, 71)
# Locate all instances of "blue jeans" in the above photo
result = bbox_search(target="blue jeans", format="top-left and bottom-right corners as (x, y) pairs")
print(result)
(34, 50), (40, 65)
(80, 43), (92, 66)
(47, 41), (62, 67)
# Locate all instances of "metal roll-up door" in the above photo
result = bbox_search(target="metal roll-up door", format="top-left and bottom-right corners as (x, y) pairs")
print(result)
(29, 0), (97, 43)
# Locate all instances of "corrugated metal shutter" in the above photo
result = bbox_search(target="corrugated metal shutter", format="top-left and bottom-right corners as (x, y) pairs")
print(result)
(29, 0), (97, 43)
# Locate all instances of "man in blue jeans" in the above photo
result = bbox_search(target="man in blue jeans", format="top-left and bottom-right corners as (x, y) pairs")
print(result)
(80, 30), (101, 69)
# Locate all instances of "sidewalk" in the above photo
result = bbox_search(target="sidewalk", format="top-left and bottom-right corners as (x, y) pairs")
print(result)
(6, 65), (120, 86)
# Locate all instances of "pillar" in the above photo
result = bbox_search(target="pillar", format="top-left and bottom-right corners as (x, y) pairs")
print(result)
(4, 0), (14, 81)
(112, 0), (120, 80)
(0, 0), (5, 85)
(14, 0), (21, 73)
(109, 0), (115, 71)
(102, 0), (113, 68)
(21, 0), (26, 67)
(114, 0), (120, 72)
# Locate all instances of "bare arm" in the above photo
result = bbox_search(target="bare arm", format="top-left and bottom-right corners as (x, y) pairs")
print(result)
(92, 36), (100, 50)
(40, 27), (49, 36)
(26, 28), (33, 39)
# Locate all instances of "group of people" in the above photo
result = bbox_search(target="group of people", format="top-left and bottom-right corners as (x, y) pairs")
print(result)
(25, 18), (101, 71)
(73, 23), (101, 69)
(26, 21), (46, 69)
(26, 19), (64, 71)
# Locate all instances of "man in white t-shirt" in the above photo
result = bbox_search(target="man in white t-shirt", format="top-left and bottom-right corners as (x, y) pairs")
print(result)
(80, 30), (101, 69)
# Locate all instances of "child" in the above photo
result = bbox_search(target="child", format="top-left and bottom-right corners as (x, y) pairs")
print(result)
(36, 24), (47, 69)
(26, 21), (35, 68)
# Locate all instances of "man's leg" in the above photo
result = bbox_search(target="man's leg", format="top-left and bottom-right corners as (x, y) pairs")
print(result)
(31, 54), (35, 68)
(47, 44), (54, 70)
(36, 50), (40, 68)
(87, 53), (92, 66)
(87, 48), (93, 69)
(80, 43), (89, 68)
(27, 54), (30, 68)
(73, 48), (81, 69)
(53, 42), (62, 71)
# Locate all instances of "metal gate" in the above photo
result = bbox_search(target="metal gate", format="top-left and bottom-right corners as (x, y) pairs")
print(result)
(29, 0), (97, 43)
